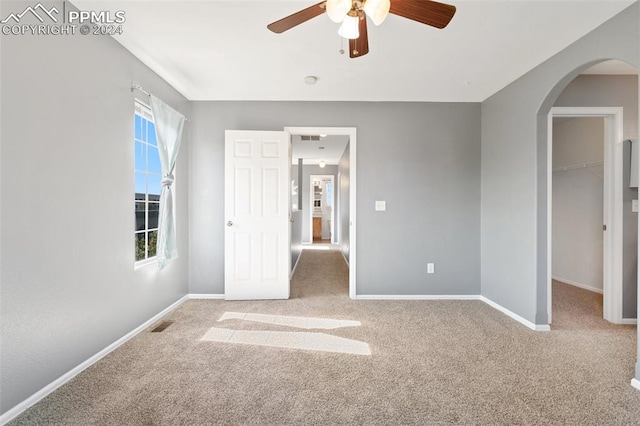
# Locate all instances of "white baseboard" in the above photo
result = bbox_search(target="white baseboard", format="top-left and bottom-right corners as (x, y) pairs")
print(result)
(354, 294), (481, 300)
(552, 276), (603, 294)
(0, 295), (189, 426)
(0, 290), (561, 424)
(632, 379), (640, 391)
(290, 252), (303, 279)
(480, 296), (551, 331)
(354, 294), (550, 331)
(188, 294), (225, 299)
(553, 278), (636, 323)
(340, 249), (349, 267)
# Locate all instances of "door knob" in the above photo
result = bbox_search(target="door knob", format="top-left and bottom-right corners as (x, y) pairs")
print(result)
(227, 221), (233, 227)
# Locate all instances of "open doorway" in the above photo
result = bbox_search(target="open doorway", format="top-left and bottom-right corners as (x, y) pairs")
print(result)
(551, 116), (607, 327)
(548, 107), (624, 325)
(538, 60), (638, 332)
(310, 175), (335, 244)
(286, 127), (357, 299)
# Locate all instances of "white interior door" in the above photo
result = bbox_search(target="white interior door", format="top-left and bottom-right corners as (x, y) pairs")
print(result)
(225, 130), (290, 300)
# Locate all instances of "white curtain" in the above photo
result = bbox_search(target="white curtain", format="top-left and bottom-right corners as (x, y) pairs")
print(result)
(150, 95), (185, 269)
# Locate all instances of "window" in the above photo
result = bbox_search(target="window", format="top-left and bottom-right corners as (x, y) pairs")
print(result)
(134, 102), (161, 263)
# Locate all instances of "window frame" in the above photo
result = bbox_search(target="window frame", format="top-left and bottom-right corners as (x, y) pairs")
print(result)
(134, 100), (161, 267)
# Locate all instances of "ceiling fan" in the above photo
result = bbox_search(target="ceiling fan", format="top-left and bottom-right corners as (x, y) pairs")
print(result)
(267, 0), (456, 58)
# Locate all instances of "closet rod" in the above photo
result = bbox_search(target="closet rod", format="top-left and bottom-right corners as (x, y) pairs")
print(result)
(553, 160), (603, 173)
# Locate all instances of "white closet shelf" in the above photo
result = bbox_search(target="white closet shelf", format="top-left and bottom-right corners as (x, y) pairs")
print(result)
(553, 160), (603, 173)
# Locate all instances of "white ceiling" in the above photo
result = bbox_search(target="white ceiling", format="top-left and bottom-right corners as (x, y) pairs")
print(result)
(73, 0), (637, 102)
(291, 135), (350, 165)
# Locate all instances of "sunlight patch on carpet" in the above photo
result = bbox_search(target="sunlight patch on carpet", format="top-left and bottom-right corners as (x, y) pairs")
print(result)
(201, 327), (371, 355)
(218, 312), (361, 329)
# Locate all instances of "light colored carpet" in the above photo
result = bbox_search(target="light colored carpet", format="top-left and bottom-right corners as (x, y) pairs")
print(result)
(9, 249), (640, 425)
(551, 279), (629, 331)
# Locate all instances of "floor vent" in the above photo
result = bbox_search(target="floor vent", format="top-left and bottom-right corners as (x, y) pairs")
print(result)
(151, 320), (174, 333)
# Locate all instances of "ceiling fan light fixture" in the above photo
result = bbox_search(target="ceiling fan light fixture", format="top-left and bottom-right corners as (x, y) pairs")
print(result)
(267, 0), (457, 59)
(338, 14), (359, 39)
(326, 0), (352, 23)
(363, 0), (390, 26)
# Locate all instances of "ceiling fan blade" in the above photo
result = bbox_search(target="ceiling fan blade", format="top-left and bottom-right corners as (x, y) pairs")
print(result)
(267, 2), (327, 34)
(349, 16), (369, 58)
(390, 0), (456, 29)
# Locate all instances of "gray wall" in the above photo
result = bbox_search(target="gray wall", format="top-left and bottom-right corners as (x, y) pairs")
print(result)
(339, 142), (351, 262)
(188, 102), (481, 296)
(480, 3), (639, 325)
(290, 163), (303, 272)
(554, 75), (638, 318)
(624, 140), (639, 317)
(0, 12), (190, 416)
(291, 210), (303, 273)
(292, 160), (303, 210)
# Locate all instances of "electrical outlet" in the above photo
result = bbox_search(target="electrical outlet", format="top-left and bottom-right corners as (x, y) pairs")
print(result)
(633, 199), (638, 213)
(427, 263), (435, 274)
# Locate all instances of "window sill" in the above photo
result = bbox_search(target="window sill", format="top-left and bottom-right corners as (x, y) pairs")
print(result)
(135, 257), (157, 270)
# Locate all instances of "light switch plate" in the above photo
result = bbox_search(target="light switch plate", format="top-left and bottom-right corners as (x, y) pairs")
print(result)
(633, 199), (638, 213)
(375, 201), (386, 211)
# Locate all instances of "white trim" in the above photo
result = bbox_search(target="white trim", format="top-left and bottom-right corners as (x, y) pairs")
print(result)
(134, 256), (158, 270)
(355, 294), (481, 301)
(621, 318), (638, 325)
(547, 111), (553, 324)
(289, 136), (293, 282)
(480, 296), (551, 331)
(1, 290), (562, 424)
(0, 295), (189, 426)
(290, 251), (303, 279)
(134, 99), (153, 118)
(284, 127), (357, 300)
(552, 276), (603, 294)
(336, 171), (341, 245)
(355, 294), (551, 331)
(340, 249), (349, 267)
(188, 294), (225, 299)
(632, 379), (640, 391)
(548, 107), (624, 324)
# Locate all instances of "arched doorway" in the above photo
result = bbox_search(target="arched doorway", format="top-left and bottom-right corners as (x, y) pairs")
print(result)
(536, 59), (638, 325)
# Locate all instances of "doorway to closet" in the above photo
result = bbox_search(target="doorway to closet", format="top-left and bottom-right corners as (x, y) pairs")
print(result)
(548, 107), (624, 325)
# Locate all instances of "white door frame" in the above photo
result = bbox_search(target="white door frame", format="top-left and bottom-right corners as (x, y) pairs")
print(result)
(285, 126), (357, 299)
(309, 175), (336, 243)
(547, 107), (624, 324)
